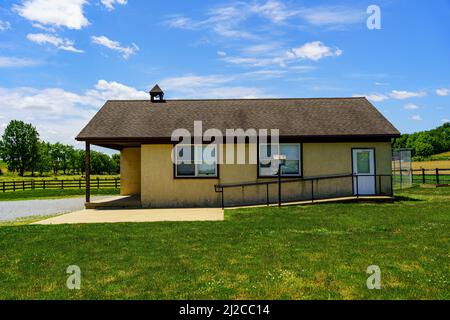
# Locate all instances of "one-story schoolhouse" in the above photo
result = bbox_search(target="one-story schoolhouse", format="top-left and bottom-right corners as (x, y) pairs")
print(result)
(76, 85), (400, 208)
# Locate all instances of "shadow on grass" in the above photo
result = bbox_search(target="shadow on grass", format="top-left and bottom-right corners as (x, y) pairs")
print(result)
(394, 195), (423, 202)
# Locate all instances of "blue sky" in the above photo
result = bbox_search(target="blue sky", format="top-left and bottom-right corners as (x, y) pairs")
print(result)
(0, 0), (449, 149)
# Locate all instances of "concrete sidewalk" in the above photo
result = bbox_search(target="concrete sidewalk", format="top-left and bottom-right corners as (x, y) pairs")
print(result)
(33, 207), (224, 225)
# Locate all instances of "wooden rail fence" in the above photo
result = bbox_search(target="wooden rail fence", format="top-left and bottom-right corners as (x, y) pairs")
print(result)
(394, 168), (450, 186)
(0, 178), (120, 192)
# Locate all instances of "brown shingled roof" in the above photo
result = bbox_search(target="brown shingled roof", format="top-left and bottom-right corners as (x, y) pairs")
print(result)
(76, 97), (400, 141)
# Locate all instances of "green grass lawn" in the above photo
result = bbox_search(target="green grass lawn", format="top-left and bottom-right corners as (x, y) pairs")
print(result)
(0, 186), (448, 300)
(430, 151), (450, 161)
(0, 188), (120, 201)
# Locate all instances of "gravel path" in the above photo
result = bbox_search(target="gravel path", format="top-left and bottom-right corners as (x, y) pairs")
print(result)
(0, 197), (110, 221)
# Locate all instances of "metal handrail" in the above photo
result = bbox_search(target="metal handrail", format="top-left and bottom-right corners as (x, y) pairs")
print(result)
(215, 173), (393, 209)
(215, 173), (355, 190)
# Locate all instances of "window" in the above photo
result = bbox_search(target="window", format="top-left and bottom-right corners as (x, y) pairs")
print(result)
(357, 151), (371, 174)
(175, 144), (218, 178)
(259, 143), (301, 177)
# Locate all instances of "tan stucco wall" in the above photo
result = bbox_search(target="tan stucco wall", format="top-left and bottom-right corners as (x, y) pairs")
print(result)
(303, 142), (392, 198)
(141, 145), (219, 207)
(139, 142), (392, 207)
(120, 147), (141, 195)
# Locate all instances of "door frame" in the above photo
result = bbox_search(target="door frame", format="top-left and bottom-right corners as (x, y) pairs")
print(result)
(351, 148), (377, 195)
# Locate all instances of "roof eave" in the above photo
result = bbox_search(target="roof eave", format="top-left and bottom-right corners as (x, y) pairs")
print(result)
(76, 133), (400, 142)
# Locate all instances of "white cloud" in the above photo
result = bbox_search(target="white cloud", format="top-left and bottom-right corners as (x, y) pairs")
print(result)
(85, 80), (148, 101)
(0, 87), (93, 145)
(299, 6), (366, 27)
(223, 56), (263, 66)
(91, 35), (139, 59)
(403, 103), (419, 110)
(1, 87), (88, 115)
(289, 65), (317, 72)
(164, 16), (196, 29)
(441, 119), (450, 123)
(241, 43), (282, 55)
(207, 4), (247, 24)
(390, 90), (427, 100)
(212, 25), (255, 39)
(0, 56), (39, 68)
(164, 1), (365, 42)
(286, 41), (342, 62)
(164, 3), (254, 40)
(0, 80), (147, 145)
(239, 69), (288, 81)
(181, 86), (267, 99)
(436, 88), (450, 96)
(160, 75), (233, 90)
(250, 0), (297, 23)
(0, 20), (11, 31)
(27, 33), (83, 53)
(31, 23), (56, 32)
(410, 115), (423, 121)
(0, 77), (265, 143)
(224, 41), (342, 67)
(101, 0), (127, 11)
(352, 93), (389, 102)
(14, 0), (89, 30)
(159, 74), (269, 99)
(217, 51), (227, 56)
(207, 4), (256, 39)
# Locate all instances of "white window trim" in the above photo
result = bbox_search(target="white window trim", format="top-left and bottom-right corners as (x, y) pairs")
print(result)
(175, 144), (218, 178)
(259, 143), (302, 177)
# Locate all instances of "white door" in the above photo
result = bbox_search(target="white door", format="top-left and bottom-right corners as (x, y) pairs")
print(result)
(353, 149), (375, 195)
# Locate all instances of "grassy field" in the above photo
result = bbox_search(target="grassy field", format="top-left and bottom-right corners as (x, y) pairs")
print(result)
(411, 151), (450, 170)
(0, 186), (449, 300)
(429, 151), (450, 161)
(0, 160), (118, 181)
(0, 188), (119, 201)
(412, 160), (450, 170)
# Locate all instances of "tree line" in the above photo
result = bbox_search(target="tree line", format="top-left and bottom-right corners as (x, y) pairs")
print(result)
(0, 120), (119, 177)
(393, 123), (450, 159)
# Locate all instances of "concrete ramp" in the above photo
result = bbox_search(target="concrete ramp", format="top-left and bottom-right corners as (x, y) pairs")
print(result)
(86, 195), (141, 209)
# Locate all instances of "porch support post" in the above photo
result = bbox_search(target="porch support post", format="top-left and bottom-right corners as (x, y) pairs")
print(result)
(278, 163), (282, 207)
(85, 141), (91, 204)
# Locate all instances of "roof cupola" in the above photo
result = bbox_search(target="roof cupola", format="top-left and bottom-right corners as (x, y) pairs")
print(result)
(150, 84), (165, 102)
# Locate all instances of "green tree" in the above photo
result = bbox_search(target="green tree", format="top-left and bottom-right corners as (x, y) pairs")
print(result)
(392, 134), (409, 150)
(111, 153), (120, 174)
(76, 150), (86, 175)
(91, 151), (112, 174)
(0, 120), (39, 176)
(67, 147), (80, 174)
(49, 143), (65, 175)
(35, 141), (52, 176)
(414, 134), (435, 157)
(415, 141), (434, 157)
(61, 145), (75, 174)
(393, 123), (450, 158)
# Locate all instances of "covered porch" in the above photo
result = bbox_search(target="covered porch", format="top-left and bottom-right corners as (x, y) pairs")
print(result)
(83, 140), (142, 209)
